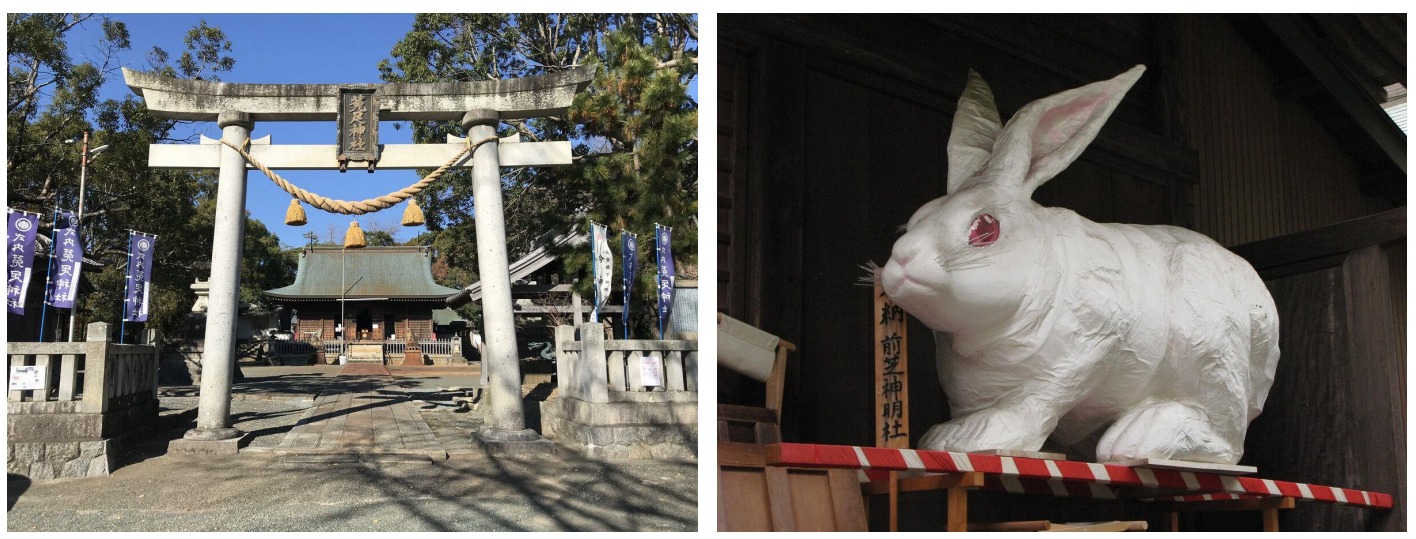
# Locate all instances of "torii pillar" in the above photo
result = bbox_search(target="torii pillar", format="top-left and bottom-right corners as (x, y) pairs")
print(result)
(181, 111), (252, 448)
(463, 109), (540, 446)
(125, 67), (591, 454)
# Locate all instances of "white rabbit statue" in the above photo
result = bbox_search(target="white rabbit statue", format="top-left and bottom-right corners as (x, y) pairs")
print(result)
(880, 65), (1279, 464)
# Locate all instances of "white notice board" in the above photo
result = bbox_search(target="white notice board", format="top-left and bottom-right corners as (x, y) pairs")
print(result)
(9, 366), (45, 391)
(640, 355), (664, 387)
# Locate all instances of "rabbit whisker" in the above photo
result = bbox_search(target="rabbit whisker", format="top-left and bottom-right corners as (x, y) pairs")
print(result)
(938, 251), (993, 272)
(944, 262), (993, 271)
(855, 261), (884, 287)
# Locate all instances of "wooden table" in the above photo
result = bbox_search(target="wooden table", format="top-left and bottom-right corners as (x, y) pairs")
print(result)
(764, 443), (1393, 531)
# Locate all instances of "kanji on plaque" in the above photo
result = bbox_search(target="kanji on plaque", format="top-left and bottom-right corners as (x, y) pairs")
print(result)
(874, 282), (909, 448)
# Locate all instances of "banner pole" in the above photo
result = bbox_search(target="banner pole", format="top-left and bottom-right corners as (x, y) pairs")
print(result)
(37, 207), (60, 343)
(121, 231), (133, 344)
(654, 224), (660, 339)
(589, 222), (597, 324)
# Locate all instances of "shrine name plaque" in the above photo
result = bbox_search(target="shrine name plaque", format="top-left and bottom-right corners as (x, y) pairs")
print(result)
(874, 282), (909, 449)
(337, 88), (379, 169)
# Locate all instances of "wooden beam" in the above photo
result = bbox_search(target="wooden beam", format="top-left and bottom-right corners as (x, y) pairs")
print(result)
(719, 441), (770, 466)
(1153, 495), (1296, 513)
(1260, 14), (1407, 174)
(1229, 206), (1405, 272)
(860, 472), (985, 495)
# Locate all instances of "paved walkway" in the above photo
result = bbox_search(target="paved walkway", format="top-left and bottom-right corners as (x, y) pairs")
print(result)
(272, 363), (446, 462)
(7, 365), (698, 531)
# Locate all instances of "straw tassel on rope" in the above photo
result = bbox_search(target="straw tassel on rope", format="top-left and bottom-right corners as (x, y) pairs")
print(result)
(402, 198), (425, 226)
(344, 221), (367, 249)
(285, 199), (308, 226)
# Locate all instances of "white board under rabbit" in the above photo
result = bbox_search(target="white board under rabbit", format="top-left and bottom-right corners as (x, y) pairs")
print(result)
(880, 65), (1279, 465)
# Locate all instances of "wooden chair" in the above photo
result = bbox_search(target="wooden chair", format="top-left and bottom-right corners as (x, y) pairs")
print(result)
(716, 313), (795, 444)
(718, 314), (866, 531)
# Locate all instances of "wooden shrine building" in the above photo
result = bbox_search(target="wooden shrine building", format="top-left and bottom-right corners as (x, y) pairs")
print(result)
(265, 246), (465, 345)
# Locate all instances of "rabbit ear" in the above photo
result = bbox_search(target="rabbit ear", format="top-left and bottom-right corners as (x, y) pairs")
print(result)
(947, 70), (1003, 194)
(990, 65), (1145, 198)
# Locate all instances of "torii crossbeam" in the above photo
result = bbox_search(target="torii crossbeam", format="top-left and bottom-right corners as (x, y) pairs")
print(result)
(125, 66), (592, 453)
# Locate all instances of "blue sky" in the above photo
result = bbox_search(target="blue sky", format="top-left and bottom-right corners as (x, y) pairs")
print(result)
(64, 13), (696, 248)
(71, 13), (426, 246)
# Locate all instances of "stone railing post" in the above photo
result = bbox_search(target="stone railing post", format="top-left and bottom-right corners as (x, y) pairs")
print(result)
(81, 322), (111, 414)
(148, 329), (162, 401)
(579, 322), (609, 404)
(554, 325), (577, 400)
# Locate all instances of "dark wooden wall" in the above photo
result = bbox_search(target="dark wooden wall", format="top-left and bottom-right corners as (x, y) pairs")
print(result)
(1227, 208), (1406, 532)
(720, 14), (1403, 531)
(289, 302), (435, 341)
(1173, 15), (1385, 246)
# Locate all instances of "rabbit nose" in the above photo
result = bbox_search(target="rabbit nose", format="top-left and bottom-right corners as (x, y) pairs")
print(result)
(891, 236), (924, 265)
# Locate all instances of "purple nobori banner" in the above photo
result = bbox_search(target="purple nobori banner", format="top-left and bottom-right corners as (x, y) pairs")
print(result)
(124, 232), (157, 322)
(655, 224), (675, 338)
(590, 222), (612, 321)
(45, 212), (82, 309)
(7, 209), (41, 315)
(621, 231), (639, 338)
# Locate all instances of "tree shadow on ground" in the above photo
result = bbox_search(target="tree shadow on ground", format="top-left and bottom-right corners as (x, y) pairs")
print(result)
(7, 474), (30, 511)
(160, 372), (337, 400)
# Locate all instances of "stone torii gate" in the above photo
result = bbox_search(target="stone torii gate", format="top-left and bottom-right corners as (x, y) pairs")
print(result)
(123, 67), (592, 453)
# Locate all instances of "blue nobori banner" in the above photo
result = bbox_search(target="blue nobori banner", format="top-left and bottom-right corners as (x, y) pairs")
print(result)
(7, 209), (41, 315)
(655, 224), (674, 338)
(621, 231), (638, 338)
(45, 212), (82, 309)
(124, 231), (157, 322)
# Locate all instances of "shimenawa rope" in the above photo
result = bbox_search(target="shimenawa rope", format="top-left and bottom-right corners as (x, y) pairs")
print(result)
(219, 135), (499, 215)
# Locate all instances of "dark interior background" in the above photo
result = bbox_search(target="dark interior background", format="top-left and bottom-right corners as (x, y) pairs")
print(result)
(719, 14), (1405, 531)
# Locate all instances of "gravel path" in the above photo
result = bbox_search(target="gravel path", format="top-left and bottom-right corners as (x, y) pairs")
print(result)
(7, 366), (698, 532)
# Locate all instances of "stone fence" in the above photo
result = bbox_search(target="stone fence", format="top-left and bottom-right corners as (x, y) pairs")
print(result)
(7, 322), (160, 480)
(553, 324), (698, 403)
(542, 323), (697, 460)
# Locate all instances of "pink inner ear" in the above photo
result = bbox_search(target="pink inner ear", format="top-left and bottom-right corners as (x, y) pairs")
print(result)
(1034, 94), (1105, 148)
(968, 213), (1000, 246)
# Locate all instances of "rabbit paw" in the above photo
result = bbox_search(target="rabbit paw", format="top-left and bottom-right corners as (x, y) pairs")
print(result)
(918, 408), (1049, 453)
(1095, 401), (1241, 464)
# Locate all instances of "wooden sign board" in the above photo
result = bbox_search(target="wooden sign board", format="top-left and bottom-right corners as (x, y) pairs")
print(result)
(874, 283), (909, 449)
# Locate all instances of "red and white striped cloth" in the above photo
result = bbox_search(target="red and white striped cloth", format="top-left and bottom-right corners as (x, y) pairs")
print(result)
(769, 443), (1392, 509)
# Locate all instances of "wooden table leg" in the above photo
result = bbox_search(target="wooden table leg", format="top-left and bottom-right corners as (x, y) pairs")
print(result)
(1262, 507), (1280, 532)
(946, 485), (968, 532)
(889, 471), (900, 531)
(1154, 496), (1293, 532)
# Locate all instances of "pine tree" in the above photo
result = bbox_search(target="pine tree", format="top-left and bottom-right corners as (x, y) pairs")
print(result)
(379, 14), (697, 333)
(6, 15), (294, 338)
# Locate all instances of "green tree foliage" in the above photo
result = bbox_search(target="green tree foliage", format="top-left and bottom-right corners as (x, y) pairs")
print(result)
(379, 14), (696, 334)
(6, 15), (294, 340)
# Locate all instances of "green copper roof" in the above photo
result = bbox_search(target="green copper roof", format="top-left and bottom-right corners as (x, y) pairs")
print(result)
(431, 308), (467, 326)
(264, 246), (460, 300)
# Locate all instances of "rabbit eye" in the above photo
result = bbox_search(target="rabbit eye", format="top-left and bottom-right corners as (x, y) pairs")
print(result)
(967, 213), (999, 246)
